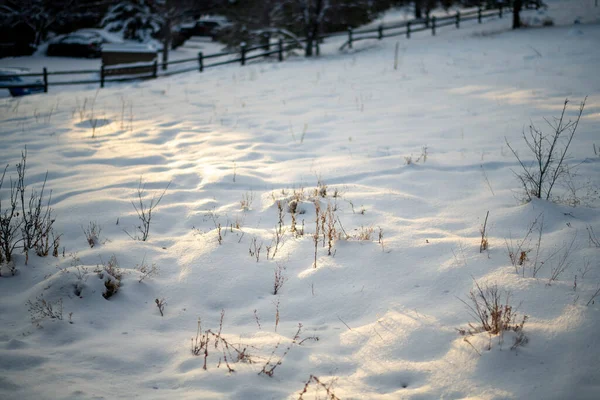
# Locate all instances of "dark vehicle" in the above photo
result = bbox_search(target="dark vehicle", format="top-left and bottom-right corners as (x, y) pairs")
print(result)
(0, 42), (37, 58)
(179, 17), (232, 41)
(47, 34), (102, 58)
(0, 68), (44, 97)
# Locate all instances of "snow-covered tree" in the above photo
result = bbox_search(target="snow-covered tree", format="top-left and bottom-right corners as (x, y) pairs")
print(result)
(101, 1), (162, 42)
(101, 0), (196, 69)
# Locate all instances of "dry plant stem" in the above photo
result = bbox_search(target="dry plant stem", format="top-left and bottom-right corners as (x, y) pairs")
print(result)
(587, 226), (600, 247)
(586, 285), (600, 306)
(254, 309), (261, 330)
(298, 375), (341, 400)
(480, 164), (495, 196)
(155, 298), (165, 316)
(273, 263), (286, 295)
(548, 233), (577, 284)
(480, 211), (489, 253)
(260, 323), (303, 377)
(531, 214), (545, 277)
(274, 297), (280, 332)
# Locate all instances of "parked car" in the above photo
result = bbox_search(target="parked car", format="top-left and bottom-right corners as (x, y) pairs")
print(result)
(0, 67), (44, 97)
(47, 33), (102, 58)
(179, 16), (232, 41)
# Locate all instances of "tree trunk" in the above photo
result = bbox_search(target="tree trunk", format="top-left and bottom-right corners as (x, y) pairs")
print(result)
(513, 0), (523, 29)
(162, 17), (172, 70)
(305, 35), (314, 57)
(415, 0), (423, 19)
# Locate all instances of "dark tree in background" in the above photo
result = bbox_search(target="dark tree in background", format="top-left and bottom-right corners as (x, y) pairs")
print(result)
(0, 0), (109, 45)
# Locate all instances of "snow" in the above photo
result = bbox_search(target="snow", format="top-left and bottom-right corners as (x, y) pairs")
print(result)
(1, 1), (600, 399)
(103, 43), (158, 53)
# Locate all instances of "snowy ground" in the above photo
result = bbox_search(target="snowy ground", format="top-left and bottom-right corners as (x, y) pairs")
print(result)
(1, 1), (600, 399)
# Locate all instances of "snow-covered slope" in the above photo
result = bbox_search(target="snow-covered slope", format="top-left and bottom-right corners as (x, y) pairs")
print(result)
(1, 2), (599, 399)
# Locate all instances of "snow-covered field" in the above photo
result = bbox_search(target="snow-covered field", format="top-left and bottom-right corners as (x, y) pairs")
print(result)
(1, 2), (600, 399)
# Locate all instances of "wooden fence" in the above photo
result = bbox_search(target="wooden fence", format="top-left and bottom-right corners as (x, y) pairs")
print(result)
(0, 5), (506, 95)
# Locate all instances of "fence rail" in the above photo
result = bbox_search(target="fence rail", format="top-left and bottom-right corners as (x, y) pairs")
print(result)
(0, 5), (506, 95)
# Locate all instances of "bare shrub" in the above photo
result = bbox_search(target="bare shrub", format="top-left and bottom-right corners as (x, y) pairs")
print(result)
(458, 281), (528, 347)
(249, 237), (263, 262)
(16, 148), (57, 263)
(136, 254), (159, 283)
(505, 98), (586, 202)
(27, 296), (63, 324)
(125, 177), (171, 241)
(240, 191), (254, 211)
(0, 165), (22, 270)
(82, 221), (101, 248)
(1, 148), (60, 267)
(547, 233), (577, 284)
(505, 214), (542, 276)
(354, 225), (374, 241)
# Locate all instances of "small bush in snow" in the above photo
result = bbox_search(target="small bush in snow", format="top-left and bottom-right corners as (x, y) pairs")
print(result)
(83, 221), (102, 248)
(505, 98), (586, 202)
(0, 165), (21, 271)
(136, 254), (159, 283)
(27, 296), (63, 324)
(458, 281), (528, 349)
(97, 255), (122, 299)
(0, 148), (60, 270)
(125, 177), (170, 242)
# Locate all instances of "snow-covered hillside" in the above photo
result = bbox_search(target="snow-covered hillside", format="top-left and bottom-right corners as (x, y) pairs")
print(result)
(1, 2), (599, 399)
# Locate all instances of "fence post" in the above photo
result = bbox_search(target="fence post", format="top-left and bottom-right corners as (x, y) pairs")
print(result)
(431, 16), (436, 36)
(348, 27), (353, 49)
(425, 15), (430, 28)
(378, 25), (383, 40)
(478, 6), (482, 23)
(240, 43), (246, 66)
(42, 67), (48, 93)
(100, 65), (105, 88)
(456, 11), (460, 28)
(198, 52), (203, 72)
(499, 4), (503, 18)
(278, 39), (283, 62)
(406, 21), (411, 38)
(152, 60), (158, 78)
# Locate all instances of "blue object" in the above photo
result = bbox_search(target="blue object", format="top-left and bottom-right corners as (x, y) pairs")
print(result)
(0, 67), (45, 97)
